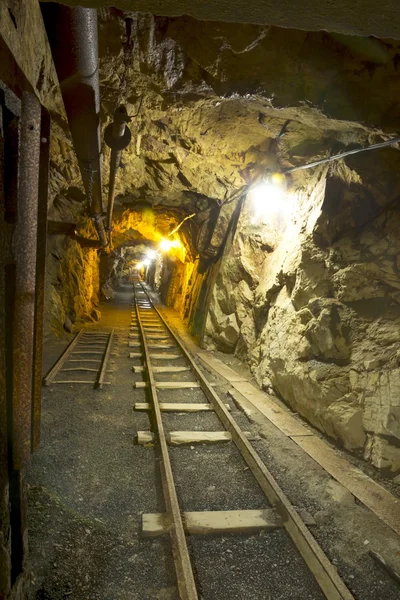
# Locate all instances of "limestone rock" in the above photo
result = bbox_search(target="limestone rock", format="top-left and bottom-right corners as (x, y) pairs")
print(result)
(217, 312), (240, 352)
(325, 401), (366, 450)
(64, 316), (73, 333)
(304, 299), (350, 362)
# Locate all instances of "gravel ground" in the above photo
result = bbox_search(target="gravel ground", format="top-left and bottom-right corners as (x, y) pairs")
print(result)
(27, 283), (176, 600)
(27, 281), (398, 600)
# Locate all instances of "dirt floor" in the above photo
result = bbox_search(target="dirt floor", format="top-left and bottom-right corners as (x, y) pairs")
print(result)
(26, 281), (400, 600)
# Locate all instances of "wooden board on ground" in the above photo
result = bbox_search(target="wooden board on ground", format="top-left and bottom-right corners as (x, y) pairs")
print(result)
(137, 430), (232, 445)
(294, 435), (400, 537)
(148, 343), (175, 349)
(129, 352), (181, 360)
(134, 381), (201, 389)
(132, 366), (190, 373)
(142, 509), (282, 537)
(198, 353), (400, 538)
(197, 351), (249, 383)
(230, 382), (313, 438)
(134, 402), (231, 412)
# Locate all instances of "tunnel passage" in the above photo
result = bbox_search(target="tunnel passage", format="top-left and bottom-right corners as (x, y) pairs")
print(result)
(39, 4), (400, 474)
(3, 3), (400, 599)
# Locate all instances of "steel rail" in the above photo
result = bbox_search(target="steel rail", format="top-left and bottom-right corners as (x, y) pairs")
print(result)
(96, 329), (115, 389)
(43, 330), (84, 386)
(138, 282), (355, 600)
(133, 286), (198, 600)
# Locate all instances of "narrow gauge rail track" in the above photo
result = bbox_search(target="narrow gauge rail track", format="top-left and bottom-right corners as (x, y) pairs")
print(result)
(43, 329), (114, 389)
(131, 281), (355, 600)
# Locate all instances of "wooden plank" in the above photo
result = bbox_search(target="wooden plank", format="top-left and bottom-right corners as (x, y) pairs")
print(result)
(293, 435), (400, 537)
(61, 368), (98, 372)
(68, 359), (101, 363)
(134, 402), (231, 412)
(197, 352), (249, 383)
(71, 351), (104, 355)
(142, 509), (283, 537)
(231, 382), (313, 438)
(149, 343), (175, 349)
(132, 366), (189, 373)
(134, 381), (200, 389)
(129, 352), (181, 360)
(137, 430), (232, 445)
(152, 353), (181, 359)
(51, 380), (110, 385)
(153, 366), (189, 373)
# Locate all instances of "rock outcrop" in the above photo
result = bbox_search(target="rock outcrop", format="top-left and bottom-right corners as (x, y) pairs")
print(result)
(206, 160), (400, 471)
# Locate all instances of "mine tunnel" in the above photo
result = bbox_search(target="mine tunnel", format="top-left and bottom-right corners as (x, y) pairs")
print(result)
(1, 1), (400, 599)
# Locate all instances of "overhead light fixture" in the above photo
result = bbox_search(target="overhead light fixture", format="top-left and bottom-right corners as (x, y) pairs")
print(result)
(159, 238), (182, 252)
(146, 249), (157, 260)
(249, 173), (286, 224)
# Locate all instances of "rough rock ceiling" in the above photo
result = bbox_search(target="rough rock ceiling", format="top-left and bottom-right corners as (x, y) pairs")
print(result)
(96, 11), (400, 252)
(44, 0), (400, 39)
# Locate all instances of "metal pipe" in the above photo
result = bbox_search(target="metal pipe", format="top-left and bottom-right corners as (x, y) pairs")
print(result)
(104, 105), (131, 232)
(12, 91), (41, 469)
(41, 3), (107, 246)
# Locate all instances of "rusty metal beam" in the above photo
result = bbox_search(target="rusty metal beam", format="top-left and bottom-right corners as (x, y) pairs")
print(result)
(12, 91), (41, 469)
(31, 108), (50, 453)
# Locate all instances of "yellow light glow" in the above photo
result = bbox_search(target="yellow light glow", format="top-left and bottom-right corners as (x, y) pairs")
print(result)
(146, 249), (157, 260)
(249, 179), (285, 224)
(159, 238), (182, 252)
(136, 262), (143, 270)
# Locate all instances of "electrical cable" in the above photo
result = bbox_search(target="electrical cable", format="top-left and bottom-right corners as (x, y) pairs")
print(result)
(283, 135), (400, 174)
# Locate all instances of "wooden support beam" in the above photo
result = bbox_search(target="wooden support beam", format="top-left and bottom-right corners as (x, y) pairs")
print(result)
(137, 431), (232, 445)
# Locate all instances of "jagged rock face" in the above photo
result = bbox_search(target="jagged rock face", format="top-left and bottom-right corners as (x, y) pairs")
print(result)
(98, 11), (400, 252)
(205, 158), (400, 471)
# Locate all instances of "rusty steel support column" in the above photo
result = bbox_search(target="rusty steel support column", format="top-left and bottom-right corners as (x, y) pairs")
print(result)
(11, 91), (41, 470)
(31, 108), (50, 453)
(41, 3), (107, 246)
(105, 105), (131, 233)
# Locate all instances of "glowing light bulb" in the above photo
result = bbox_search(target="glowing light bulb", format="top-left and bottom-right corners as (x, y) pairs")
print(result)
(249, 180), (285, 224)
(159, 238), (172, 252)
(142, 259), (151, 268)
(146, 249), (157, 260)
(159, 238), (182, 252)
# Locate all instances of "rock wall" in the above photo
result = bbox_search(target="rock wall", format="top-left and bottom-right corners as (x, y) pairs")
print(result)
(205, 163), (400, 473)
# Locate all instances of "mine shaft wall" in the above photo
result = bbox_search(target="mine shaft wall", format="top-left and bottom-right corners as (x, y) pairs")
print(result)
(202, 166), (400, 473)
